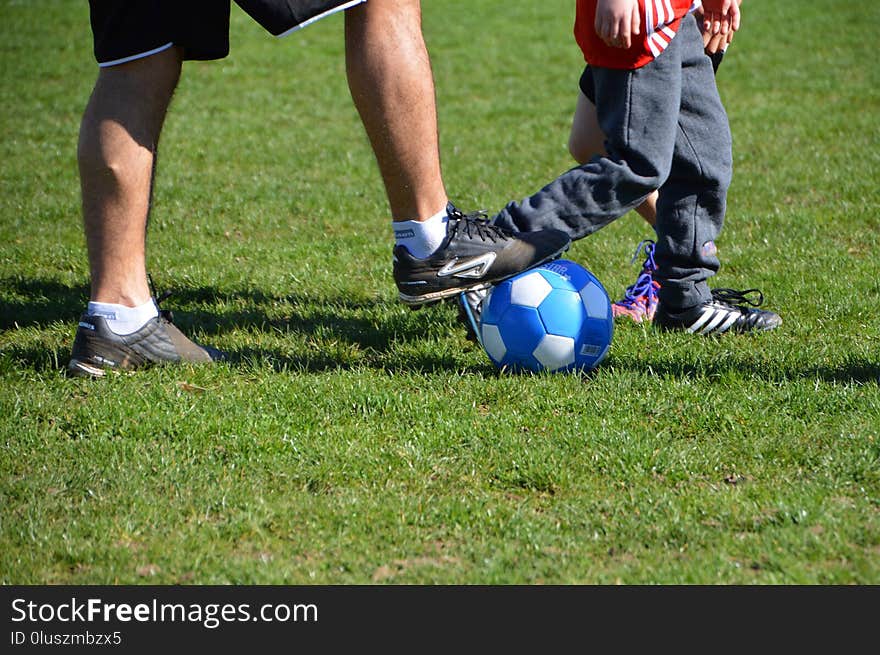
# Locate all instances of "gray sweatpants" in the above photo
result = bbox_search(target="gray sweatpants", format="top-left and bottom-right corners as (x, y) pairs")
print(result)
(493, 14), (732, 310)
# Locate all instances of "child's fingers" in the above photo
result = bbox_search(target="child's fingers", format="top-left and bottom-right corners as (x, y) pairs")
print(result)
(702, 10), (717, 34)
(619, 15), (632, 48)
(630, 4), (641, 36)
(729, 0), (741, 30)
(704, 31), (725, 54)
(702, 28), (712, 48)
(595, 14), (610, 42)
(598, 17), (631, 48)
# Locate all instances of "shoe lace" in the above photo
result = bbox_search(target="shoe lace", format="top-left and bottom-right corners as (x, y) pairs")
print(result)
(616, 270), (658, 309)
(148, 273), (176, 322)
(447, 206), (511, 244)
(616, 240), (659, 308)
(630, 239), (657, 270)
(710, 287), (765, 308)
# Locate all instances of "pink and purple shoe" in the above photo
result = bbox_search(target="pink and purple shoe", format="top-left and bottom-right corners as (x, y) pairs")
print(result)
(612, 239), (660, 323)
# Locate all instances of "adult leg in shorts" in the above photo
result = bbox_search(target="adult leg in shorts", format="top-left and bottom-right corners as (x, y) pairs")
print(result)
(80, 1), (231, 308)
(343, 0), (449, 222)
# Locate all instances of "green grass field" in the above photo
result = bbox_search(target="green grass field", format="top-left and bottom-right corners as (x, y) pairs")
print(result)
(1, 0), (878, 584)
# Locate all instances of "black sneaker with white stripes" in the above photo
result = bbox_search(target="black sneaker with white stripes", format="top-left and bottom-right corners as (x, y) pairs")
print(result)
(393, 203), (570, 306)
(654, 288), (782, 335)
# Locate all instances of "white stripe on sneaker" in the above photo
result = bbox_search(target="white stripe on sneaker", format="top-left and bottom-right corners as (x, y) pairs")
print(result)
(687, 303), (745, 334)
(716, 313), (741, 333)
(686, 307), (715, 333)
(699, 309), (729, 334)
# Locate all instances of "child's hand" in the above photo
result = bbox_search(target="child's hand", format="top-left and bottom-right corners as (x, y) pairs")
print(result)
(698, 0), (741, 53)
(700, 0), (741, 36)
(595, 0), (641, 49)
(703, 30), (728, 54)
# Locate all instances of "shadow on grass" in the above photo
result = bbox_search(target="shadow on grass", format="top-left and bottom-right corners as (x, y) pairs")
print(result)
(611, 354), (880, 386)
(0, 275), (472, 374)
(2, 275), (879, 382)
(0, 277), (90, 330)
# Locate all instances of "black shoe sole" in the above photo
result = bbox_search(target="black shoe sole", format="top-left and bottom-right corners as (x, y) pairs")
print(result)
(397, 243), (570, 307)
(399, 282), (492, 307)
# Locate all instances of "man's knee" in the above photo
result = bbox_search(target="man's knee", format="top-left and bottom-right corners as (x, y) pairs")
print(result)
(97, 46), (183, 103)
(348, 0), (422, 36)
(79, 49), (182, 170)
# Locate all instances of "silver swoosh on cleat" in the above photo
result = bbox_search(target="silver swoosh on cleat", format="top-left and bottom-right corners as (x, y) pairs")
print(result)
(436, 253), (497, 278)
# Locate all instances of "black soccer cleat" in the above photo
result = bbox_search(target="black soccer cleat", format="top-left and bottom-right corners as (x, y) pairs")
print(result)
(654, 288), (782, 335)
(67, 301), (226, 378)
(393, 203), (571, 306)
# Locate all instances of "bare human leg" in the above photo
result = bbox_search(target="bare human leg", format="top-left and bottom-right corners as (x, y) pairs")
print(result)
(77, 46), (183, 307)
(344, 0), (448, 223)
(69, 46), (223, 376)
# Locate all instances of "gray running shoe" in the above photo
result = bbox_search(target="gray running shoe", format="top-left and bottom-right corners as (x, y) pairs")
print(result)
(654, 288), (782, 335)
(393, 203), (570, 306)
(67, 302), (225, 378)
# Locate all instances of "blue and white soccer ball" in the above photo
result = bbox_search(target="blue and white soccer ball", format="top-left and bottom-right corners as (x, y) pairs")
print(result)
(477, 259), (613, 373)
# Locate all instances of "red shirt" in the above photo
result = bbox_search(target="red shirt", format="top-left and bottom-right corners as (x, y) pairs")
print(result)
(575, 0), (696, 69)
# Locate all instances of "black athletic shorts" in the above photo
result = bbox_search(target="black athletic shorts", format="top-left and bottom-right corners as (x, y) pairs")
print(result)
(578, 49), (724, 103)
(89, 0), (364, 67)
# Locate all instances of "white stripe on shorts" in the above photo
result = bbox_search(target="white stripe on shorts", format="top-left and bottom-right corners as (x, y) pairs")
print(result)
(275, 0), (367, 38)
(98, 42), (174, 68)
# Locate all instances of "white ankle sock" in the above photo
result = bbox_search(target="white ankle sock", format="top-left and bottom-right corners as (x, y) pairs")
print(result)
(87, 299), (158, 335)
(392, 207), (449, 259)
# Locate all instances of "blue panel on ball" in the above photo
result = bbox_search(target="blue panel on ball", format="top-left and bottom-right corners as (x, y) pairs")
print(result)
(533, 267), (573, 292)
(574, 327), (604, 366)
(497, 305), (544, 357)
(580, 281), (611, 320)
(481, 281), (512, 326)
(539, 288), (587, 337)
(538, 259), (595, 293)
